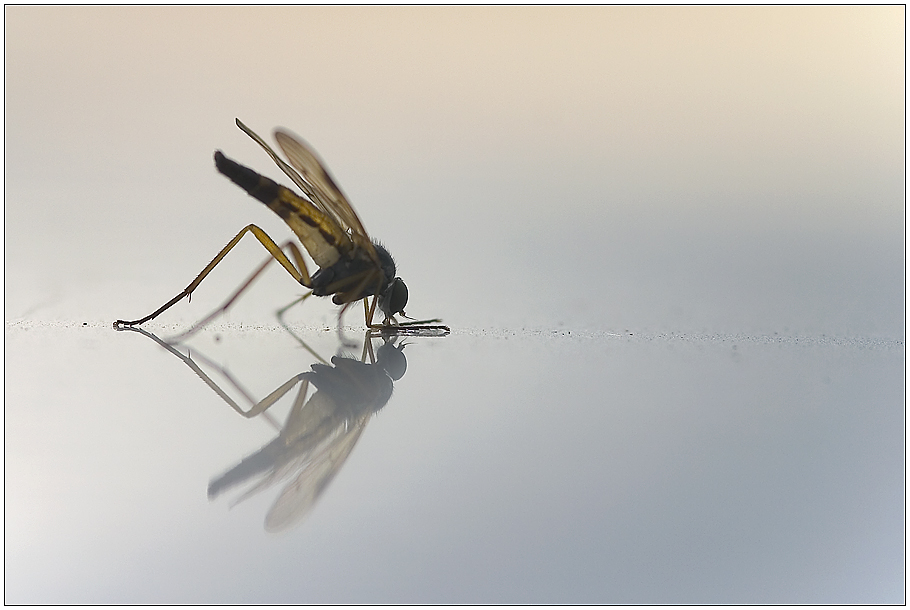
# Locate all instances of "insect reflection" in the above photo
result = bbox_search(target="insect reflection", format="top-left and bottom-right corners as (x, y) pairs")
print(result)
(119, 324), (433, 532)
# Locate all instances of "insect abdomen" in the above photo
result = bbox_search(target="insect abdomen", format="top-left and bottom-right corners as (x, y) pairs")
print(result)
(215, 151), (311, 225)
(214, 151), (283, 208)
(214, 151), (344, 268)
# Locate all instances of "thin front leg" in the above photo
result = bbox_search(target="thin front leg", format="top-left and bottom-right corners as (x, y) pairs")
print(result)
(114, 224), (310, 328)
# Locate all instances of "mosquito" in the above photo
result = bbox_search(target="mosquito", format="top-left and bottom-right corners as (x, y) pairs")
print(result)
(113, 118), (448, 337)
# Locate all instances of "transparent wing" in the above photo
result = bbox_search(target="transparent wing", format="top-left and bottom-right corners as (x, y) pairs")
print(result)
(235, 118), (318, 205)
(274, 129), (377, 257)
(264, 414), (371, 532)
(233, 119), (355, 267)
(235, 118), (378, 264)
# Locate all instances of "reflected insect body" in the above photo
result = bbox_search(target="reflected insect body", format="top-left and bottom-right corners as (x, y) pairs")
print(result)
(119, 323), (412, 532)
(207, 338), (408, 532)
(113, 118), (445, 333)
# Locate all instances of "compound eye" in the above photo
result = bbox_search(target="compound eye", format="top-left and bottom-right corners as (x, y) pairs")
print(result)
(380, 278), (408, 317)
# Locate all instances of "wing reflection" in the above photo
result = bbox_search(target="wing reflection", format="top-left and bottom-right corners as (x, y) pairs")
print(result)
(117, 325), (420, 532)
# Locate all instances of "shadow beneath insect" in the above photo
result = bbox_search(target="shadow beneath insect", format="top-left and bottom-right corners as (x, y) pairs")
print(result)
(117, 315), (438, 533)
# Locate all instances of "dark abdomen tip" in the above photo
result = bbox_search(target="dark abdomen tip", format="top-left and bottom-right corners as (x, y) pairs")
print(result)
(214, 150), (279, 205)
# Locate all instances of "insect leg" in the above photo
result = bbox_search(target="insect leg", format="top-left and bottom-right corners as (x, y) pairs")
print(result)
(363, 296), (378, 327)
(115, 324), (306, 421)
(245, 375), (310, 419)
(113, 225), (311, 329)
(167, 239), (310, 342)
(361, 329), (378, 364)
(330, 273), (385, 330)
(275, 296), (330, 365)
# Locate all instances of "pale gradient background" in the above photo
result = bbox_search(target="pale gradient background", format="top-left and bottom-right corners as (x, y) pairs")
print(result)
(5, 6), (904, 603)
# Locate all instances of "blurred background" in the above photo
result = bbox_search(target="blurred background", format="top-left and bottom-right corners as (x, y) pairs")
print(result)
(5, 6), (904, 603)
(6, 5), (903, 334)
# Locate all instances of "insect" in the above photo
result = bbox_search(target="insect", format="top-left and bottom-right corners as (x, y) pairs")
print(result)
(113, 118), (447, 335)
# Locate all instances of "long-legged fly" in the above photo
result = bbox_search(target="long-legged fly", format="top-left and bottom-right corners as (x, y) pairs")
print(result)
(113, 119), (448, 336)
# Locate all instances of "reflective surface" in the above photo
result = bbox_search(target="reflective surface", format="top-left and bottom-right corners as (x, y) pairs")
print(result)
(5, 6), (904, 604)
